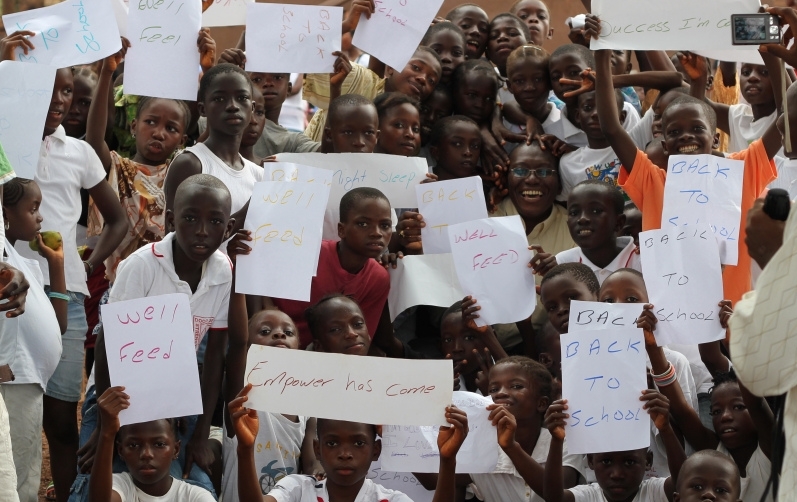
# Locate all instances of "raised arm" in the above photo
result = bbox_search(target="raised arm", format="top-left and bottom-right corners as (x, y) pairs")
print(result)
(431, 406), (468, 502)
(86, 181), (128, 276)
(88, 387), (129, 502)
(641, 389), (686, 502)
(760, 48), (785, 159)
(86, 39), (129, 171)
(612, 71), (683, 93)
(542, 400), (575, 502)
(678, 52), (731, 133)
(593, 45), (639, 171)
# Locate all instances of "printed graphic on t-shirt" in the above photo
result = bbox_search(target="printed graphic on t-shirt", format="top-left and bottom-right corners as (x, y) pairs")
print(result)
(585, 159), (620, 187)
(260, 460), (295, 494)
(193, 316), (214, 347)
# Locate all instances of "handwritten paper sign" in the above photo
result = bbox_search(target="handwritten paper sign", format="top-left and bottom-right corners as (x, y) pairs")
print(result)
(369, 461), (433, 502)
(416, 177), (488, 254)
(202, 0), (253, 27)
(590, 0), (761, 52)
(245, 4), (342, 74)
(102, 293), (202, 426)
(0, 62), (56, 179)
(387, 254), (465, 321)
(352, 0), (445, 71)
(447, 216), (535, 326)
(3, 0), (122, 67)
(244, 345), (452, 426)
(568, 301), (642, 332)
(112, 0), (129, 37)
(236, 181), (330, 301)
(639, 225), (725, 346)
(661, 155), (744, 266)
(124, 0), (202, 100)
(560, 327), (648, 454)
(264, 162), (334, 185)
(381, 392), (498, 473)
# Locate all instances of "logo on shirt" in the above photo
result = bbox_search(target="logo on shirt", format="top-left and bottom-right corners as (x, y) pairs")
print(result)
(260, 461), (294, 494)
(585, 159), (620, 187)
(192, 316), (214, 347)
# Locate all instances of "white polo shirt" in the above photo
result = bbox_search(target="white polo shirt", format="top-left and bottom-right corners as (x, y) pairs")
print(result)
(555, 236), (641, 285)
(270, 475), (412, 502)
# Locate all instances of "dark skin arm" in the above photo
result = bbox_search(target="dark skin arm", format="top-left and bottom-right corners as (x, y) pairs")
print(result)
(88, 387), (129, 502)
(231, 386), (266, 502)
(760, 48), (786, 159)
(86, 38), (130, 171)
(542, 400), (574, 502)
(699, 300), (733, 377)
(86, 180), (128, 276)
(739, 381), (774, 460)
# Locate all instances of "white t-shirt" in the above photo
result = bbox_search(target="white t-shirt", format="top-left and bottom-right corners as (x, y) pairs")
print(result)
(555, 236), (641, 285)
(221, 412), (307, 501)
(15, 126), (107, 294)
(665, 344), (714, 394)
(558, 146), (623, 199)
(717, 443), (772, 502)
(727, 103), (776, 153)
(0, 245), (61, 391)
(628, 108), (655, 150)
(540, 102), (641, 150)
(279, 74), (308, 132)
(569, 477), (667, 502)
(111, 472), (215, 501)
(270, 475), (412, 502)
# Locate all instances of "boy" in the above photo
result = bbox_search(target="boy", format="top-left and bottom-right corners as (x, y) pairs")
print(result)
(588, 14), (782, 305)
(555, 180), (641, 284)
(539, 263), (600, 335)
(673, 450), (741, 502)
(445, 4), (490, 60)
(324, 94), (380, 154)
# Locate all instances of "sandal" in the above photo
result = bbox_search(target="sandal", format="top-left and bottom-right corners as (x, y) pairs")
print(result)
(45, 482), (56, 501)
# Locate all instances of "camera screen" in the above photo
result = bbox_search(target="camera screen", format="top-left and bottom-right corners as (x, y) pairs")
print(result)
(734, 16), (767, 41)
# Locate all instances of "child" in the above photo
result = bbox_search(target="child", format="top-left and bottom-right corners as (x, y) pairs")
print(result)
(672, 450), (741, 502)
(539, 263), (599, 335)
(88, 387), (215, 501)
(487, 13), (531, 79)
(305, 294), (373, 356)
(428, 115), (482, 181)
(420, 22), (468, 87)
(621, 202), (642, 247)
(509, 0), (554, 47)
(373, 93), (422, 157)
(452, 59), (501, 132)
(555, 180), (641, 284)
(0, 178), (67, 502)
(324, 94), (380, 154)
(240, 87), (268, 164)
(504, 44), (555, 133)
(419, 86), (454, 166)
(64, 66), (98, 140)
(535, 321), (562, 396)
(445, 4), (490, 60)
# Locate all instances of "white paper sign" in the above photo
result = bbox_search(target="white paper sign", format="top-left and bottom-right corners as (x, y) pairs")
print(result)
(639, 225), (725, 346)
(236, 181), (330, 301)
(416, 177), (488, 254)
(245, 4), (342, 74)
(0, 62), (56, 179)
(102, 293), (203, 426)
(244, 345), (452, 426)
(590, 0), (761, 51)
(560, 327), (648, 454)
(124, 0), (202, 100)
(202, 0), (253, 27)
(381, 392), (498, 473)
(112, 0), (129, 37)
(352, 0), (445, 71)
(447, 216), (535, 326)
(3, 0), (122, 67)
(661, 155), (744, 266)
(387, 254), (465, 321)
(568, 301), (643, 332)
(368, 461), (433, 502)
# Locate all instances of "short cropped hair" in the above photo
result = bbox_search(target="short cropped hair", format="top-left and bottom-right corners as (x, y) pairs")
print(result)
(174, 173), (231, 213)
(373, 92), (420, 122)
(429, 115), (479, 147)
(316, 418), (377, 440)
(452, 59), (501, 96)
(328, 93), (376, 122)
(198, 63), (252, 103)
(541, 263), (600, 296)
(676, 450), (741, 494)
(491, 13), (531, 42)
(339, 187), (390, 223)
(550, 43), (595, 69)
(507, 44), (551, 73)
(414, 46), (443, 71)
(491, 356), (553, 401)
(662, 94), (718, 132)
(571, 179), (625, 214)
(445, 3), (486, 20)
(421, 21), (466, 48)
(304, 293), (357, 340)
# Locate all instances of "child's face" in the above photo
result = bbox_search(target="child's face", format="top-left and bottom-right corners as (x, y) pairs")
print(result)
(131, 99), (187, 165)
(242, 90), (267, 148)
(440, 312), (485, 374)
(651, 89), (681, 137)
(63, 73), (95, 139)
(3, 182), (43, 243)
(389, 52), (441, 101)
(453, 73), (496, 124)
(327, 105), (379, 153)
(507, 144), (561, 222)
(610, 50), (632, 76)
(512, 0), (552, 46)
(314, 420), (380, 488)
(199, 72), (254, 137)
(507, 57), (551, 111)
(248, 310), (299, 349)
(674, 456), (741, 502)
(117, 420), (179, 491)
(487, 18), (528, 73)
(549, 53), (588, 103)
(167, 186), (232, 264)
(587, 449), (650, 502)
(540, 274), (596, 334)
(312, 297), (371, 356)
(337, 196), (392, 259)
(487, 363), (547, 420)
(420, 89), (453, 146)
(620, 208), (642, 247)
(249, 72), (290, 113)
(739, 64), (773, 106)
(566, 184), (624, 251)
(599, 270), (648, 304)
(377, 103), (421, 157)
(575, 92), (608, 140)
(44, 68), (74, 137)
(449, 6), (490, 60)
(427, 29), (466, 85)
(540, 327), (561, 376)
(661, 103), (715, 156)
(709, 383), (757, 451)
(430, 120), (481, 179)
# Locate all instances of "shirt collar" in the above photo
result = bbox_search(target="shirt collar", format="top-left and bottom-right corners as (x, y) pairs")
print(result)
(47, 125), (67, 143)
(152, 233), (232, 288)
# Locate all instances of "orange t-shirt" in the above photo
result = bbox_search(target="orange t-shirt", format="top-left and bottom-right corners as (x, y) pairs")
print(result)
(618, 140), (776, 304)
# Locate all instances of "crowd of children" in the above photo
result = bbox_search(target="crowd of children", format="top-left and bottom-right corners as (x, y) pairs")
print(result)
(0, 0), (796, 501)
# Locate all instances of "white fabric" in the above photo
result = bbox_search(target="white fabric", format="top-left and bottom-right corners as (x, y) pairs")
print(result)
(541, 107), (588, 149)
(771, 155), (797, 195)
(727, 103), (776, 153)
(628, 107), (656, 151)
(569, 477), (667, 502)
(0, 392), (19, 502)
(0, 384), (42, 502)
(279, 74), (309, 132)
(180, 142), (264, 215)
(665, 344), (714, 394)
(717, 443), (772, 502)
(112, 472), (215, 501)
(221, 412), (307, 501)
(554, 236), (641, 285)
(0, 245), (61, 391)
(729, 203), (797, 502)
(14, 126), (106, 294)
(558, 146), (623, 199)
(109, 232), (231, 348)
(269, 475), (412, 502)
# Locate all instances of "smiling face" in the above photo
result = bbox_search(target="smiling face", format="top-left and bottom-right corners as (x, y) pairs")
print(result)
(199, 72), (254, 137)
(3, 182), (43, 243)
(540, 274), (596, 334)
(448, 6), (490, 59)
(507, 143), (561, 226)
(566, 183), (624, 251)
(314, 420), (379, 489)
(117, 420), (179, 494)
(549, 52), (589, 104)
(63, 72), (96, 138)
(661, 103), (715, 156)
(487, 363), (546, 420)
(44, 68), (74, 137)
(312, 297), (371, 356)
(454, 72), (497, 124)
(388, 52), (441, 101)
(507, 56), (551, 112)
(131, 98), (187, 165)
(709, 382), (757, 451)
(487, 17), (528, 74)
(248, 309), (299, 349)
(512, 0), (552, 46)
(587, 449), (650, 502)
(377, 103), (421, 157)
(431, 120), (481, 179)
(427, 29), (466, 85)
(739, 63), (773, 106)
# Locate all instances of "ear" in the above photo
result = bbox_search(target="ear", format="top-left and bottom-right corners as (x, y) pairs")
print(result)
(197, 101), (206, 118)
(287, 82), (293, 95)
(586, 454), (595, 470)
(645, 450), (653, 470)
(180, 134), (188, 148)
(547, 28), (554, 40)
(374, 128), (381, 143)
(536, 394), (550, 415)
(386, 67), (396, 78)
(165, 209), (175, 232)
(313, 437), (320, 459)
(625, 61), (633, 74)
(712, 131), (720, 150)
(130, 118), (137, 135)
(337, 221), (345, 240)
(660, 138), (668, 156)
(224, 217), (236, 240)
(613, 212), (627, 234)
(429, 145), (439, 163)
(619, 109), (627, 124)
(173, 439), (181, 460)
(538, 352), (553, 370)
(372, 437), (382, 462)
(673, 492), (680, 502)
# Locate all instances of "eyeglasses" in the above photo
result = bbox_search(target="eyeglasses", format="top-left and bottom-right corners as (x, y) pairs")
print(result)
(510, 167), (558, 179)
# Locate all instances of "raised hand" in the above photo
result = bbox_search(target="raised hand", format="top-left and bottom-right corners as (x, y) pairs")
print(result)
(528, 245), (556, 276)
(472, 347), (494, 396)
(487, 403), (517, 449)
(544, 399), (569, 441)
(97, 386), (130, 436)
(198, 28), (217, 73)
(342, 0), (375, 34)
(219, 48), (246, 69)
(229, 384), (259, 447)
(637, 304), (658, 346)
(675, 51), (707, 81)
(438, 405), (468, 458)
(718, 300), (733, 330)
(640, 389), (670, 431)
(226, 230), (252, 266)
(0, 31), (35, 61)
(330, 51), (353, 88)
(560, 68), (596, 98)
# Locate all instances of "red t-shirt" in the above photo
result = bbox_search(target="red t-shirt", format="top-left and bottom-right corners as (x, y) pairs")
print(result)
(272, 240), (390, 348)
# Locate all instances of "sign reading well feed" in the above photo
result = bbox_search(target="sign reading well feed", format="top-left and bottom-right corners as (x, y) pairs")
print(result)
(561, 327), (648, 455)
(589, 0), (761, 52)
(447, 215), (535, 326)
(661, 154), (744, 265)
(102, 293), (203, 426)
(245, 4), (342, 74)
(3, 0), (122, 67)
(416, 177), (488, 254)
(244, 345), (452, 426)
(639, 224), (725, 346)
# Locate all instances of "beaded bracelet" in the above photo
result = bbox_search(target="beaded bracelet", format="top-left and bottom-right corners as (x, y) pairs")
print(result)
(47, 292), (70, 302)
(652, 362), (677, 387)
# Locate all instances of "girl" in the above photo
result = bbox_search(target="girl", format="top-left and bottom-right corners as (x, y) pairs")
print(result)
(419, 85), (454, 167)
(452, 59), (500, 132)
(88, 387), (215, 501)
(63, 66), (98, 140)
(486, 13), (531, 79)
(373, 93), (422, 157)
(1, 178), (66, 502)
(503, 45), (554, 138)
(420, 22), (467, 87)
(429, 115), (482, 181)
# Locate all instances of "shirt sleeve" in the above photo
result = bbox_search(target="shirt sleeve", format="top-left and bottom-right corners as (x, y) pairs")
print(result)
(618, 149), (666, 231)
(108, 253), (152, 303)
(211, 280), (231, 330)
(111, 473), (135, 502)
(269, 475), (308, 502)
(79, 140), (109, 189)
(568, 483), (605, 502)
